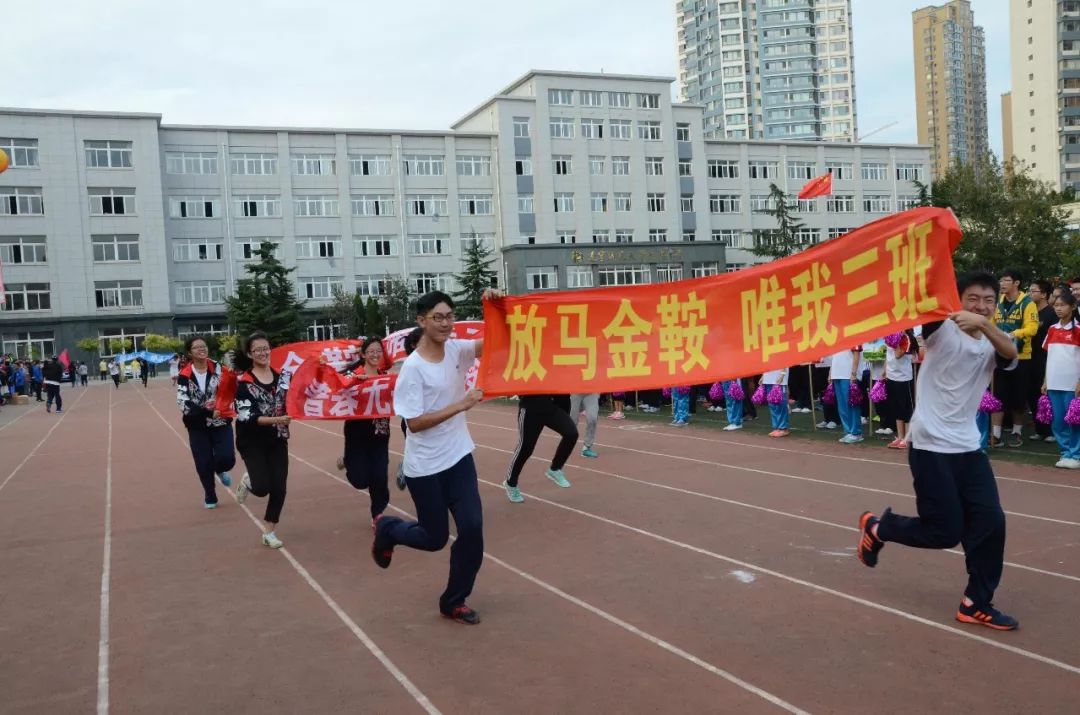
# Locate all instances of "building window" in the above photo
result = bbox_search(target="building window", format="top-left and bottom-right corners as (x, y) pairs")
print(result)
(231, 153), (278, 175)
(710, 194), (741, 213)
(750, 195), (771, 212)
(557, 230), (576, 245)
(456, 155), (491, 176)
(680, 195), (694, 212)
(526, 267), (558, 290)
(614, 193), (632, 211)
(861, 162), (888, 181)
(790, 196), (817, 213)
(1, 330), (54, 358)
(648, 229), (668, 243)
(598, 265), (650, 286)
(646, 193), (666, 212)
(589, 156), (605, 175)
(638, 121), (662, 141)
(291, 153), (336, 176)
(612, 156), (630, 175)
(581, 119), (604, 139)
(592, 230), (611, 244)
(748, 161), (778, 179)
(294, 195), (339, 217)
(550, 118), (575, 139)
(177, 323), (230, 338)
(0, 235), (47, 264)
(609, 91), (631, 108)
(352, 194), (395, 217)
(172, 238), (223, 262)
(176, 280), (227, 305)
(863, 195), (892, 213)
(85, 140), (133, 168)
(94, 280), (143, 309)
(827, 227), (854, 240)
(0, 187), (44, 216)
(609, 120), (632, 140)
(165, 151), (218, 175)
(169, 196), (219, 218)
(645, 157), (664, 175)
(408, 234), (450, 256)
(566, 265), (593, 288)
(350, 154), (392, 176)
(678, 160), (692, 177)
(309, 318), (345, 341)
(237, 238), (281, 260)
(235, 195), (281, 217)
(355, 275), (394, 298)
(794, 228), (819, 245)
(411, 272), (452, 294)
(459, 194), (493, 216)
(614, 230), (633, 243)
(513, 117), (530, 138)
(676, 123), (691, 142)
(298, 276), (343, 300)
(896, 163), (925, 181)
(826, 195), (854, 213)
(548, 88), (574, 105)
(97, 328), (146, 355)
(92, 234), (139, 262)
(707, 160), (739, 179)
(518, 195), (534, 214)
(581, 90), (603, 107)
(692, 261), (720, 277)
(787, 161), (815, 180)
(682, 230), (695, 242)
(553, 155), (573, 175)
(590, 193), (608, 212)
(295, 235), (342, 258)
(896, 195), (920, 211)
(354, 235), (397, 257)
(825, 162), (853, 180)
(403, 154), (445, 176)
(0, 138), (39, 168)
(655, 263), (684, 282)
(461, 233), (495, 252)
(553, 193), (575, 213)
(406, 194), (447, 216)
(637, 93), (661, 109)
(711, 229), (740, 246)
(1, 283), (51, 312)
(515, 156), (533, 176)
(89, 188), (136, 216)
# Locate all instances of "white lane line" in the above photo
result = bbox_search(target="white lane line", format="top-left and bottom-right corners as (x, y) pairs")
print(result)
(465, 438), (1080, 585)
(468, 420), (1080, 528)
(294, 422), (809, 714)
(0, 388), (91, 496)
(0, 401), (40, 431)
(471, 406), (1080, 492)
(97, 385), (114, 714)
(137, 392), (441, 715)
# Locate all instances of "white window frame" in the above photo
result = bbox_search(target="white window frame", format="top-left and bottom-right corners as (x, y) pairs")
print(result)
(589, 156), (605, 175)
(861, 162), (888, 181)
(612, 156), (630, 175)
(676, 123), (691, 142)
(609, 92), (631, 108)
(230, 153), (278, 175)
(94, 280), (143, 309)
(172, 237), (224, 262)
(710, 194), (741, 213)
(580, 90), (603, 107)
(614, 230), (634, 244)
(553, 193), (575, 213)
(609, 120), (632, 140)
(175, 280), (227, 305)
(411, 272), (453, 294)
(515, 156), (533, 176)
(403, 154), (445, 176)
(1, 283), (51, 312)
(92, 234), (139, 263)
(291, 153), (336, 176)
(645, 157), (664, 175)
(169, 195), (220, 219)
(863, 195), (892, 213)
(354, 234), (397, 258)
(89, 188), (136, 216)
(590, 193), (608, 213)
(351, 194), (395, 217)
(295, 235), (342, 259)
(165, 151), (218, 175)
(518, 195), (534, 214)
(708, 160), (739, 179)
(549, 118), (575, 139)
(638, 121), (662, 141)
(692, 261), (720, 278)
(896, 163), (925, 181)
(512, 117), (530, 138)
(406, 194), (448, 216)
(85, 140), (133, 169)
(826, 195), (854, 213)
(354, 274), (394, 298)
(597, 265), (651, 287)
(552, 155), (573, 175)
(234, 195), (281, 218)
(581, 119), (604, 139)
(407, 234), (450, 256)
(787, 161), (816, 180)
(293, 195), (339, 217)
(350, 154), (393, 176)
(456, 155), (491, 177)
(459, 194), (493, 216)
(614, 193), (632, 212)
(1, 187), (45, 216)
(0, 235), (47, 264)
(748, 161), (778, 179)
(655, 263), (684, 282)
(646, 193), (666, 212)
(548, 88), (574, 105)
(298, 276), (343, 300)
(236, 238), (281, 260)
(566, 265), (594, 288)
(649, 229), (669, 243)
(0, 138), (39, 168)
(526, 267), (558, 291)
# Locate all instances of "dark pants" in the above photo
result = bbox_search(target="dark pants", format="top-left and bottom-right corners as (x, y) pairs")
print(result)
(187, 424), (236, 505)
(80, 374), (88, 386)
(505, 398), (578, 487)
(141, 372), (148, 387)
(45, 384), (62, 411)
(379, 454), (484, 614)
(240, 440), (289, 523)
(1028, 357), (1051, 437)
(789, 365), (812, 409)
(31, 380), (42, 401)
(877, 448), (1006, 609)
(111, 374), (120, 388)
(742, 377), (757, 419)
(345, 437), (390, 519)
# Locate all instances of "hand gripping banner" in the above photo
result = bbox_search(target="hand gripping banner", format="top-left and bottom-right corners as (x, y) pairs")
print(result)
(479, 207), (963, 397)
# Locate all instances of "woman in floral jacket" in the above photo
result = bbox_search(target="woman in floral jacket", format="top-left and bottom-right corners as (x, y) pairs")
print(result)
(176, 336), (235, 509)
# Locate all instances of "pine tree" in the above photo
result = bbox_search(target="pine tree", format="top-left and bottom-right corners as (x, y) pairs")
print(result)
(321, 286), (364, 338)
(380, 277), (417, 332)
(452, 237), (498, 319)
(226, 241), (306, 344)
(351, 292), (368, 337)
(365, 297), (385, 337)
(749, 183), (807, 259)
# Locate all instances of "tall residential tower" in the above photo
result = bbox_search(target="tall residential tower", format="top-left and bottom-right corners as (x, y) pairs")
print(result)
(912, 0), (989, 177)
(676, 0), (857, 142)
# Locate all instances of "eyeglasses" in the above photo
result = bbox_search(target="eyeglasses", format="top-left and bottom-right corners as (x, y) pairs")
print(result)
(425, 312), (455, 324)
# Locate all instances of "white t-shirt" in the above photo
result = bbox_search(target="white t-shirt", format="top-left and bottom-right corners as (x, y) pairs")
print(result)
(192, 366), (208, 393)
(169, 358), (180, 377)
(885, 338), (914, 382)
(829, 350), (856, 380)
(1043, 321), (1080, 392)
(393, 339), (477, 477)
(761, 368), (788, 386)
(908, 320), (1002, 453)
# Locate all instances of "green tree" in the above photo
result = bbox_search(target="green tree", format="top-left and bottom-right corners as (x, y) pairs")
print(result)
(76, 337), (100, 360)
(365, 296), (384, 337)
(453, 237), (498, 319)
(380, 277), (416, 332)
(750, 183), (807, 259)
(108, 338), (132, 355)
(350, 292), (368, 337)
(144, 333), (182, 353)
(322, 286), (366, 338)
(926, 155), (1080, 280)
(226, 241), (306, 344)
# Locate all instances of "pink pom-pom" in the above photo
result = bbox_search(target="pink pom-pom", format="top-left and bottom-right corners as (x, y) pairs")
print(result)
(751, 385), (766, 406)
(822, 383), (836, 407)
(978, 390), (1003, 414)
(611, 391), (625, 399)
(1035, 394), (1054, 424)
(708, 382), (724, 401)
(883, 332), (904, 348)
(661, 387), (672, 399)
(675, 386), (691, 397)
(767, 385), (785, 405)
(727, 381), (745, 401)
(848, 382), (864, 407)
(869, 379), (887, 403)
(1066, 397), (1080, 426)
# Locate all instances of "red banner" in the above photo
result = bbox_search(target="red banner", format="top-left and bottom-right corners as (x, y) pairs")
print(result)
(271, 339), (363, 374)
(478, 207), (962, 397)
(215, 366), (238, 419)
(285, 360), (397, 420)
(382, 321), (484, 364)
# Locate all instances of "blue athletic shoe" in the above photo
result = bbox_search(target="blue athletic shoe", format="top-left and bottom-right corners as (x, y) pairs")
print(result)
(581, 447), (598, 458)
(218, 472), (232, 487)
(204, 501), (218, 510)
(545, 468), (571, 488)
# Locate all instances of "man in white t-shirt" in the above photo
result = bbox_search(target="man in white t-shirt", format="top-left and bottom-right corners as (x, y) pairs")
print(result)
(857, 272), (1021, 630)
(372, 288), (501, 625)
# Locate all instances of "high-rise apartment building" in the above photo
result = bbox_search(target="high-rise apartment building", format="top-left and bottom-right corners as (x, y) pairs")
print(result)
(1005, 0), (1080, 192)
(912, 0), (989, 177)
(676, 0), (857, 142)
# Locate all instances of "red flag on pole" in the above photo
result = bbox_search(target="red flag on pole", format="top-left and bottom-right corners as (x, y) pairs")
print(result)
(798, 172), (833, 200)
(58, 349), (71, 369)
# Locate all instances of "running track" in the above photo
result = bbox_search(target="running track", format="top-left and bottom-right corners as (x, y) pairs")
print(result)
(1, 381), (1077, 714)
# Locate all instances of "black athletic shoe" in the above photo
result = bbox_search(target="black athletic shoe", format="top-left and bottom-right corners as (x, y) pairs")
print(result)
(395, 462), (407, 491)
(989, 436), (1005, 448)
(955, 602), (1019, 631)
(371, 516), (394, 569)
(442, 605), (481, 625)
(1006, 433), (1023, 448)
(857, 511), (885, 568)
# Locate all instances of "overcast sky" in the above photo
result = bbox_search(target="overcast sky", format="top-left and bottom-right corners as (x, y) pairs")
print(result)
(5, 0), (1010, 154)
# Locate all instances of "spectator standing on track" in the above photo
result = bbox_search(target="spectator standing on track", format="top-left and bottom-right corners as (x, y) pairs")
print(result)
(857, 272), (1021, 631)
(991, 269), (1039, 447)
(78, 361), (88, 386)
(99, 358), (107, 381)
(30, 360), (43, 402)
(169, 354), (180, 386)
(340, 337), (393, 527)
(569, 393), (600, 458)
(138, 357), (149, 387)
(371, 289), (501, 625)
(502, 392), (578, 503)
(1028, 280), (1056, 443)
(176, 336), (236, 509)
(232, 332), (292, 549)
(1040, 292), (1080, 469)
(884, 329), (920, 450)
(829, 348), (862, 443)
(43, 356), (63, 413)
(722, 379), (744, 431)
(761, 367), (790, 438)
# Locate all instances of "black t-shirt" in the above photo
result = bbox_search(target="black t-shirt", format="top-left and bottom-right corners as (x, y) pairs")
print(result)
(1032, 304), (1057, 362)
(344, 416), (391, 445)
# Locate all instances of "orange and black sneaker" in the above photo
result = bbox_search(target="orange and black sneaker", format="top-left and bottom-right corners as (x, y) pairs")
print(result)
(955, 602), (1019, 631)
(857, 511), (885, 568)
(442, 605), (481, 625)
(371, 515), (394, 569)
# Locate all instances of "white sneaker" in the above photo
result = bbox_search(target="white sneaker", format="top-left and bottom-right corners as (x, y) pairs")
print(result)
(826, 421), (838, 429)
(861, 417), (868, 425)
(1057, 458), (1080, 469)
(1045, 436), (1058, 443)
(235, 473), (251, 504)
(262, 531), (283, 549)
(839, 434), (864, 444)
(723, 423), (743, 431)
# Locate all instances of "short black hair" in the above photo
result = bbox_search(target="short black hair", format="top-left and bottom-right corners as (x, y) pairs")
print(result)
(415, 290), (454, 317)
(404, 326), (423, 355)
(1032, 279), (1052, 295)
(360, 336), (383, 354)
(183, 334), (208, 354)
(999, 268), (1023, 283)
(233, 331), (270, 372)
(957, 271), (998, 296)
